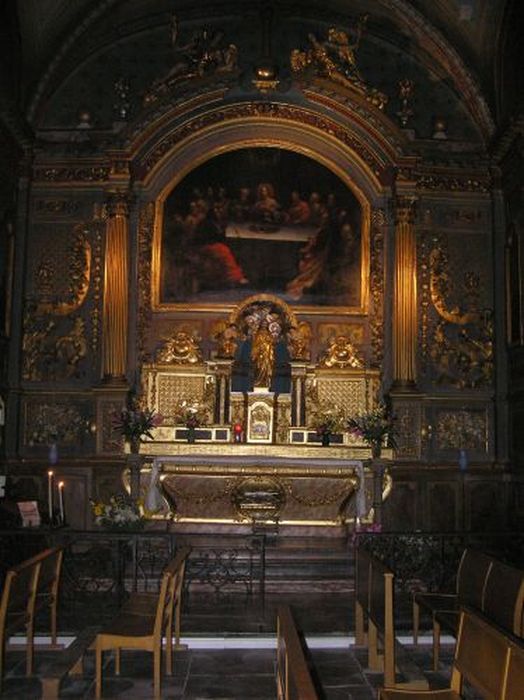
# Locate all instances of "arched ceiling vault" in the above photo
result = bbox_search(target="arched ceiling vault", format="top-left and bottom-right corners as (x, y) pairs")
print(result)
(1, 0), (520, 147)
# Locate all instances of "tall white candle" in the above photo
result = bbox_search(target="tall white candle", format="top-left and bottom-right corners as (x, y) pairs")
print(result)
(58, 481), (65, 524)
(47, 471), (54, 521)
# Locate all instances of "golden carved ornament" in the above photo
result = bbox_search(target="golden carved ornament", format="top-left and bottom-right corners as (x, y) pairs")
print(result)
(143, 16), (238, 106)
(33, 166), (110, 183)
(430, 246), (480, 325)
(290, 17), (388, 110)
(156, 330), (203, 365)
(369, 219), (385, 366)
(137, 202), (155, 365)
(435, 409), (487, 451)
(416, 174), (490, 194)
(287, 322), (311, 361)
(319, 334), (364, 368)
(430, 314), (493, 389)
(231, 476), (286, 523)
(283, 477), (358, 507)
(212, 320), (239, 359)
(35, 226), (91, 316)
(140, 103), (383, 178)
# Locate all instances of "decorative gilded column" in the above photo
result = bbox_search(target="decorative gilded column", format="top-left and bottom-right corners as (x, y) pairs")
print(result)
(290, 363), (307, 426)
(393, 196), (417, 387)
(102, 193), (131, 381)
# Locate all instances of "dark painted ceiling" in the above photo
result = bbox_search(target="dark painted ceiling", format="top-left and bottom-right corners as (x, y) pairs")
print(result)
(0, 0), (522, 143)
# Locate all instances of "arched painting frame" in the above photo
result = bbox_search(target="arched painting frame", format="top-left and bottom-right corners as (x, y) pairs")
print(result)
(153, 145), (369, 314)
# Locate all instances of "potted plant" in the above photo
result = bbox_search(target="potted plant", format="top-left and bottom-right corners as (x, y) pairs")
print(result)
(90, 493), (144, 530)
(174, 400), (209, 443)
(309, 404), (346, 446)
(347, 402), (396, 458)
(112, 401), (163, 453)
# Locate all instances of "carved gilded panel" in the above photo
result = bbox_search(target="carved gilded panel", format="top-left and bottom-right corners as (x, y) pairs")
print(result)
(434, 408), (488, 451)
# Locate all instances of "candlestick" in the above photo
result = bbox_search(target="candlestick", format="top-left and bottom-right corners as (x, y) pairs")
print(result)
(58, 481), (65, 524)
(47, 470), (54, 523)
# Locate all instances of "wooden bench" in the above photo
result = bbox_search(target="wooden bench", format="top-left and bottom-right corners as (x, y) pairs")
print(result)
(276, 605), (319, 700)
(355, 546), (428, 691)
(378, 607), (524, 700)
(0, 546), (64, 691)
(95, 545), (191, 699)
(412, 547), (493, 646)
(413, 548), (524, 669)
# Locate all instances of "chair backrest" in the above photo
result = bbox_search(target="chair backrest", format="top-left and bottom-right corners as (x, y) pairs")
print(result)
(456, 549), (493, 608)
(483, 559), (524, 637)
(452, 608), (510, 698)
(0, 556), (42, 637)
(155, 546), (192, 640)
(504, 639), (524, 700)
(37, 547), (64, 599)
(355, 547), (372, 609)
(153, 568), (173, 642)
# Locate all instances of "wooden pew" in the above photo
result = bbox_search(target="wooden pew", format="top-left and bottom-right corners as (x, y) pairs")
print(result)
(276, 605), (319, 700)
(412, 547), (493, 647)
(504, 636), (524, 699)
(378, 608), (517, 700)
(431, 555), (524, 669)
(94, 546), (191, 700)
(0, 546), (64, 690)
(355, 546), (427, 690)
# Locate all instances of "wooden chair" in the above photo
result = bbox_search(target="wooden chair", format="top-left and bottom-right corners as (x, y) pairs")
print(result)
(33, 545), (64, 646)
(0, 553), (41, 689)
(95, 546), (190, 699)
(276, 605), (319, 700)
(378, 608), (512, 700)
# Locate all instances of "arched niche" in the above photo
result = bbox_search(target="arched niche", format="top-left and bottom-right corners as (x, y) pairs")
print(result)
(136, 107), (392, 316)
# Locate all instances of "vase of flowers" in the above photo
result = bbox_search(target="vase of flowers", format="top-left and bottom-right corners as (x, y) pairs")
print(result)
(309, 404), (346, 447)
(347, 402), (396, 458)
(90, 494), (144, 531)
(112, 400), (163, 452)
(174, 400), (209, 443)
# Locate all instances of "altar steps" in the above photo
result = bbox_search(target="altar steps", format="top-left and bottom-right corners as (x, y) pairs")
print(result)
(263, 536), (354, 593)
(180, 533), (355, 595)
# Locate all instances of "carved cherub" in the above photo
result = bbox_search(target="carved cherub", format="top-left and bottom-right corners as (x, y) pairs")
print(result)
(213, 322), (239, 358)
(287, 323), (311, 361)
(320, 334), (363, 368)
(156, 330), (202, 364)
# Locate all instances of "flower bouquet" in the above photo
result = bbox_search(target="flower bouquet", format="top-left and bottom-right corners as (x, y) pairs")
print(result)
(174, 400), (209, 443)
(309, 404), (346, 445)
(347, 402), (396, 458)
(174, 400), (209, 428)
(112, 403), (163, 452)
(90, 494), (144, 531)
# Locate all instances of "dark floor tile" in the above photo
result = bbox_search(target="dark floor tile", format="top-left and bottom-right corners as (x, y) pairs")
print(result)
(0, 677), (42, 700)
(183, 673), (276, 699)
(188, 649), (275, 676)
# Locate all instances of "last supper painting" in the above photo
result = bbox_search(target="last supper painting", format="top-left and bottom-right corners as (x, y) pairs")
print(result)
(158, 147), (364, 310)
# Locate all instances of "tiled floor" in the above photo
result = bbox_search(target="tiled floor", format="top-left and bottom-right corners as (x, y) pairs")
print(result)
(1, 592), (457, 699)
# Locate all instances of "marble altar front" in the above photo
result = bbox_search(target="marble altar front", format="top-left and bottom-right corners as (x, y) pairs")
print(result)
(133, 443), (392, 531)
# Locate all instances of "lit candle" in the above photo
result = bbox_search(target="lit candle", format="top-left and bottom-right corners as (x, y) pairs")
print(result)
(58, 481), (65, 524)
(47, 471), (54, 522)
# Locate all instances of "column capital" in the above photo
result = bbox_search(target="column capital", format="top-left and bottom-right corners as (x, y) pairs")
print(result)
(104, 190), (134, 218)
(394, 195), (417, 224)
